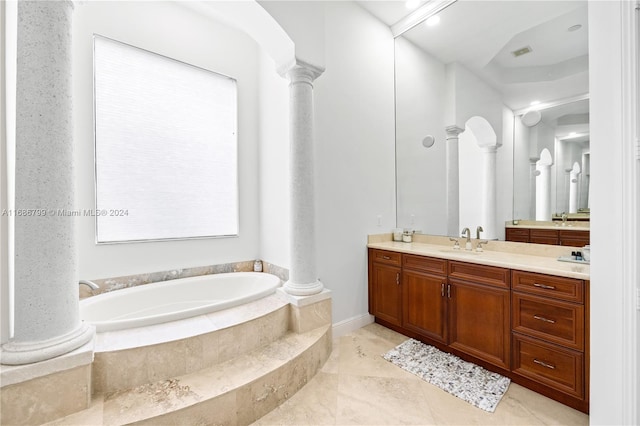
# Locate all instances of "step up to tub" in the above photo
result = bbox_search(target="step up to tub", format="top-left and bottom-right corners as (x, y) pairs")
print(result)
(92, 295), (291, 395)
(49, 326), (331, 426)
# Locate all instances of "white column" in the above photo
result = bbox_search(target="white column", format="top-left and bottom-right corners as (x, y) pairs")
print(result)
(535, 150), (554, 221)
(282, 60), (324, 296)
(569, 163), (581, 213)
(480, 146), (498, 239)
(529, 158), (538, 220)
(1, 1), (93, 365)
(445, 126), (463, 237)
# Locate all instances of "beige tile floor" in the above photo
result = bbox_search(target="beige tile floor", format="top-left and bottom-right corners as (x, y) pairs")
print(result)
(253, 323), (589, 426)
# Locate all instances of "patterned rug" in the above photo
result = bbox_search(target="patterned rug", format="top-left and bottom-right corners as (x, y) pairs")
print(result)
(382, 339), (510, 412)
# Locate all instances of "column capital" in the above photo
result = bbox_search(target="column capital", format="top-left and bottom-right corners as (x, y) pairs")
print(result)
(445, 125), (464, 139)
(480, 145), (498, 154)
(281, 59), (325, 86)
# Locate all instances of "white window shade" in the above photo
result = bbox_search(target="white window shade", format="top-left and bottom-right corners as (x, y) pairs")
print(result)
(93, 35), (238, 243)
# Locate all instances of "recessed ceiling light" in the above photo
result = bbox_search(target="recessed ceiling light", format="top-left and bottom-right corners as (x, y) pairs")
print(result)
(425, 15), (441, 27)
(405, 0), (420, 10)
(568, 24), (582, 32)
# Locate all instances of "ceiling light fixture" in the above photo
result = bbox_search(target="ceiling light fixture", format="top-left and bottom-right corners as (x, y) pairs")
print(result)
(530, 100), (540, 106)
(511, 46), (532, 57)
(425, 15), (441, 26)
(405, 0), (420, 10)
(568, 24), (582, 32)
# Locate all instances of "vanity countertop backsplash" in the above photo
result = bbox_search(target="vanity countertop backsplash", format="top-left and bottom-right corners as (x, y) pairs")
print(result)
(367, 233), (589, 280)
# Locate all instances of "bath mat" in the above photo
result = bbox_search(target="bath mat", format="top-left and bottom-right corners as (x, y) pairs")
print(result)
(382, 339), (510, 412)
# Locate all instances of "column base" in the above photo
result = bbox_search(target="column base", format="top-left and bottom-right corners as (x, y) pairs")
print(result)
(1, 322), (95, 365)
(283, 279), (324, 296)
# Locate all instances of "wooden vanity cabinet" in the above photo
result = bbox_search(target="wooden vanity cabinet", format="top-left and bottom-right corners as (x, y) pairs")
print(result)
(368, 249), (402, 326)
(505, 228), (529, 242)
(368, 248), (589, 413)
(529, 229), (559, 245)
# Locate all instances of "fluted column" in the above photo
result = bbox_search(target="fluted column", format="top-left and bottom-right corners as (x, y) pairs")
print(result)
(282, 60), (324, 296)
(1, 1), (93, 365)
(445, 126), (463, 237)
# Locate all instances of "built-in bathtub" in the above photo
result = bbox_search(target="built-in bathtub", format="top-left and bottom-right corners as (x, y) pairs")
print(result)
(80, 272), (281, 332)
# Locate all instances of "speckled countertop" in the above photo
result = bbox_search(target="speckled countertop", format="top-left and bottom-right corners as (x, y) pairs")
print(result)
(367, 234), (590, 280)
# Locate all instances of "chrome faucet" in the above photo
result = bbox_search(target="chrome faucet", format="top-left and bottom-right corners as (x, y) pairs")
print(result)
(561, 212), (568, 226)
(79, 280), (99, 293)
(476, 225), (484, 240)
(461, 227), (472, 250)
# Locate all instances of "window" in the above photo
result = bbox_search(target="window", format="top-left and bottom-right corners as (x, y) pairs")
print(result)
(93, 35), (238, 243)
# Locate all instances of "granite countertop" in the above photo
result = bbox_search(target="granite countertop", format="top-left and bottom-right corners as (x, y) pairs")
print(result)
(367, 234), (590, 280)
(505, 220), (590, 231)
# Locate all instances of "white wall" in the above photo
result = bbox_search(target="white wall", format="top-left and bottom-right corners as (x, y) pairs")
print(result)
(314, 1), (396, 325)
(258, 50), (290, 269)
(73, 2), (261, 279)
(395, 37), (447, 235)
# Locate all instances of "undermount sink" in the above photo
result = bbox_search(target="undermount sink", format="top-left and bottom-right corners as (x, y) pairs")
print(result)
(439, 248), (481, 255)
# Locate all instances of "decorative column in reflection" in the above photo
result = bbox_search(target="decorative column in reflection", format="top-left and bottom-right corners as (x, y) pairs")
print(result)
(445, 126), (464, 237)
(1, 0), (94, 365)
(529, 158), (539, 220)
(535, 148), (554, 221)
(282, 60), (324, 296)
(480, 146), (498, 240)
(569, 162), (581, 213)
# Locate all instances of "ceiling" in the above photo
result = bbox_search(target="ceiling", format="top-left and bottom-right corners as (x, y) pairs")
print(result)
(356, 0), (589, 112)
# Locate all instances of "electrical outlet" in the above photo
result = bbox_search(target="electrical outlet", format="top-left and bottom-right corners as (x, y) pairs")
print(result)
(410, 214), (415, 225)
(377, 215), (382, 227)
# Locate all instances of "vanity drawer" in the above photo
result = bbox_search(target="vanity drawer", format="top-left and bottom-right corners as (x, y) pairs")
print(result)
(512, 293), (584, 351)
(558, 230), (590, 247)
(370, 249), (402, 266)
(529, 229), (559, 245)
(448, 261), (510, 289)
(512, 271), (584, 303)
(506, 228), (530, 242)
(403, 254), (447, 275)
(512, 333), (584, 399)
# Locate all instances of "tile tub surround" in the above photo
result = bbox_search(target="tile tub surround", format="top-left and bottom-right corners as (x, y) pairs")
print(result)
(0, 341), (94, 426)
(79, 260), (289, 298)
(367, 233), (589, 280)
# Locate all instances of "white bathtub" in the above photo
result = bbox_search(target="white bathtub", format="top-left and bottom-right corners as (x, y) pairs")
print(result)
(80, 272), (281, 332)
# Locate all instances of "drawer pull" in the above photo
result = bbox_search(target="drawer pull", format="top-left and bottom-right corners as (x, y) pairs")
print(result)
(533, 283), (556, 290)
(533, 359), (556, 369)
(382, 255), (391, 260)
(533, 315), (556, 324)
(396, 273), (400, 285)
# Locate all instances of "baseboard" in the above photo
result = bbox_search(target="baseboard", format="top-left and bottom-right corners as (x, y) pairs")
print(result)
(332, 313), (374, 339)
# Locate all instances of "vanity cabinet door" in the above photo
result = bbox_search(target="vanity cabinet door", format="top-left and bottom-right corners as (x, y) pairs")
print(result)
(448, 278), (511, 370)
(370, 261), (403, 327)
(402, 270), (447, 344)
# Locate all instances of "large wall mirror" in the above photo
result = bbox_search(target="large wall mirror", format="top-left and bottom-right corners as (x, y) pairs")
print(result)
(388, 0), (589, 240)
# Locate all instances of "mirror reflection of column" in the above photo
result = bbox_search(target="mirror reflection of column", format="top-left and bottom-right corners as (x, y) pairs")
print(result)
(535, 148), (554, 221)
(445, 126), (463, 237)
